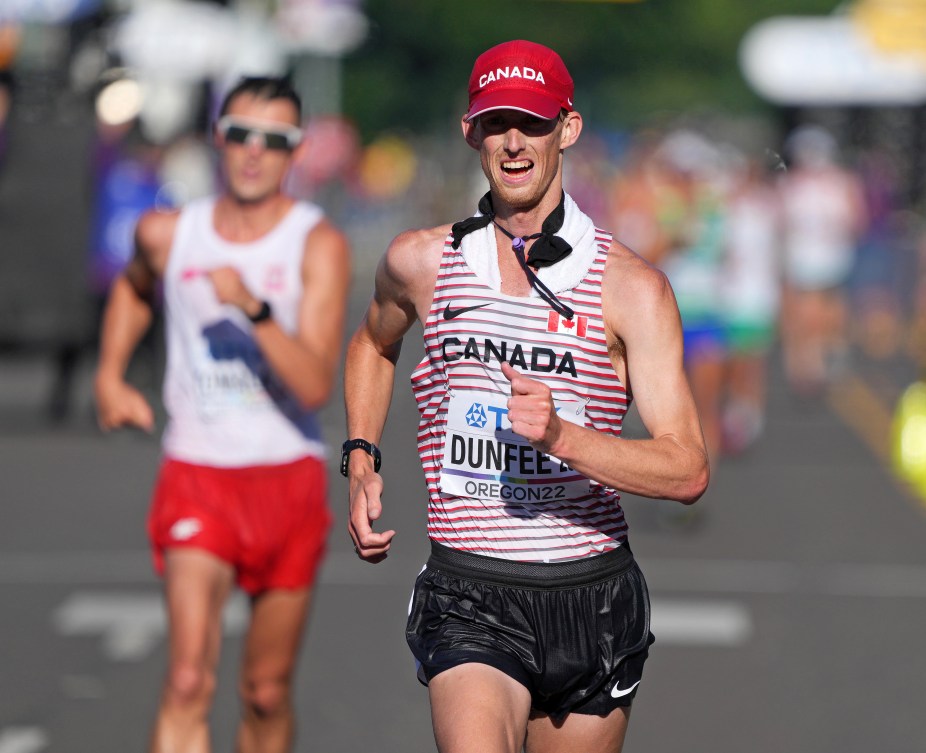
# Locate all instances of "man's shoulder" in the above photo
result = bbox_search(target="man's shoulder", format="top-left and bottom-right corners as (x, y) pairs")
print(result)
(389, 224), (455, 254)
(379, 224), (453, 291)
(303, 213), (348, 248)
(602, 240), (673, 308)
(136, 207), (182, 261)
(385, 224), (452, 268)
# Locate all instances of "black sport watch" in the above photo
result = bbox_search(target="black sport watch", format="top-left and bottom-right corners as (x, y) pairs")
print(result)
(340, 438), (382, 476)
(247, 300), (272, 323)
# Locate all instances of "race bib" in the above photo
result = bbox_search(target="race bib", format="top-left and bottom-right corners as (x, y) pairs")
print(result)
(439, 390), (589, 503)
(190, 329), (274, 421)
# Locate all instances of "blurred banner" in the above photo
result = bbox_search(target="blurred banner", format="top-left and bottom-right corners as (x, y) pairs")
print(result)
(739, 12), (926, 105)
(853, 0), (926, 58)
(1, 0), (102, 23)
(113, 1), (285, 82)
(276, 0), (368, 56)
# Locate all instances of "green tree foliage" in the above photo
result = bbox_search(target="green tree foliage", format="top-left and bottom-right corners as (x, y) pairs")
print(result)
(342, 0), (840, 137)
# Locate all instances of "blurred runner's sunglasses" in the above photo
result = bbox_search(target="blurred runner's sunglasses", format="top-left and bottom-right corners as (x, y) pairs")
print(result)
(216, 116), (303, 151)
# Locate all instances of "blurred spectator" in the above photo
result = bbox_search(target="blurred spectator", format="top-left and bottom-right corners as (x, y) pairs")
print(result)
(89, 119), (167, 301)
(0, 22), (20, 173)
(88, 74), (215, 301)
(655, 128), (728, 463)
(777, 125), (868, 397)
(850, 147), (905, 361)
(356, 133), (418, 202)
(608, 129), (675, 265)
(562, 129), (613, 228)
(718, 151), (782, 455)
(285, 114), (360, 195)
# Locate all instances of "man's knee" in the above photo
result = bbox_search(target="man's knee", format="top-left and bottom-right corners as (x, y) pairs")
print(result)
(240, 675), (292, 719)
(164, 661), (217, 709)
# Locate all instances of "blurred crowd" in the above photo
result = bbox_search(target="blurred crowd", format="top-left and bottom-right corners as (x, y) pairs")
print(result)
(2, 6), (926, 467)
(564, 118), (923, 471)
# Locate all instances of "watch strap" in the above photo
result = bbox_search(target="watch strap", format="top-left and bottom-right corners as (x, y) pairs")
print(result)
(340, 438), (382, 476)
(248, 300), (272, 323)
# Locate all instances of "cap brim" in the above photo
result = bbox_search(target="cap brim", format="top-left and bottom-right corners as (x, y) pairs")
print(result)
(466, 90), (563, 122)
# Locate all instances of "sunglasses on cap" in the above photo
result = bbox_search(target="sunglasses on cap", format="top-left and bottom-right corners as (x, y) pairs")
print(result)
(216, 116), (303, 151)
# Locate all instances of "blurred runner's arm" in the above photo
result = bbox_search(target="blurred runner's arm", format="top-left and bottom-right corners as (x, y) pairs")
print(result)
(94, 210), (175, 432)
(209, 219), (352, 409)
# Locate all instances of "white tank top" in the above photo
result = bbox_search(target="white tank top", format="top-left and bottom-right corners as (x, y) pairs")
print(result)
(412, 222), (630, 562)
(780, 168), (860, 289)
(160, 196), (327, 467)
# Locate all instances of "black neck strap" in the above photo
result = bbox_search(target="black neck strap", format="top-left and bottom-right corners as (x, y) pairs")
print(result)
(450, 191), (575, 319)
(492, 221), (574, 319)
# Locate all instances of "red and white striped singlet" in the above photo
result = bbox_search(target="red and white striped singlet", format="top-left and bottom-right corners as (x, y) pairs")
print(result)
(411, 229), (631, 562)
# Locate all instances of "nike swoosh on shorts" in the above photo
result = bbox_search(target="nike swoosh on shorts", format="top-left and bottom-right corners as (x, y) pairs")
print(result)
(610, 680), (641, 699)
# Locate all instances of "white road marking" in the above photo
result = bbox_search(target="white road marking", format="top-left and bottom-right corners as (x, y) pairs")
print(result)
(651, 600), (752, 646)
(0, 727), (48, 753)
(816, 563), (926, 599)
(52, 592), (249, 661)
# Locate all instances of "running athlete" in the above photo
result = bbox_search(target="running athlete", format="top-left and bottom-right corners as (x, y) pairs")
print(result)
(94, 76), (351, 753)
(778, 125), (867, 396)
(343, 41), (709, 753)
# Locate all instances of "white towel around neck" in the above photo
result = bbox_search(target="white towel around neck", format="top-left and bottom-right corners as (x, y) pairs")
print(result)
(459, 193), (601, 295)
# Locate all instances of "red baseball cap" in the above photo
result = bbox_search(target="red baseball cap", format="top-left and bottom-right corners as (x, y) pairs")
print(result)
(466, 40), (574, 122)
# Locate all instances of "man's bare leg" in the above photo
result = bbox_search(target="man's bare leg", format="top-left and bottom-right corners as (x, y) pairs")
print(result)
(525, 706), (631, 753)
(236, 588), (311, 753)
(428, 663), (532, 753)
(150, 548), (235, 753)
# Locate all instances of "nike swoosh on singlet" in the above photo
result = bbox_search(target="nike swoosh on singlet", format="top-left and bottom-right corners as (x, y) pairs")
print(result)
(443, 302), (491, 320)
(610, 680), (641, 699)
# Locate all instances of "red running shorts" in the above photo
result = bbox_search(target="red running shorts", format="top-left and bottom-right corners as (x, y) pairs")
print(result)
(148, 455), (332, 594)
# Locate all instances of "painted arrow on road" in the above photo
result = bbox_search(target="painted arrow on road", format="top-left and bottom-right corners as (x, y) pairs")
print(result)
(0, 727), (48, 753)
(52, 591), (249, 661)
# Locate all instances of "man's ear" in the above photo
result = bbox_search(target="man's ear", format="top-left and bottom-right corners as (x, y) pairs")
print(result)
(560, 111), (583, 151)
(461, 115), (481, 151)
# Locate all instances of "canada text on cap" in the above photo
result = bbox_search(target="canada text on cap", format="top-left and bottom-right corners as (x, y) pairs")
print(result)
(466, 40), (574, 122)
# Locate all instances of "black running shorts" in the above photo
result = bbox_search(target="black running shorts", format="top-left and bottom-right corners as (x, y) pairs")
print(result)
(406, 541), (655, 719)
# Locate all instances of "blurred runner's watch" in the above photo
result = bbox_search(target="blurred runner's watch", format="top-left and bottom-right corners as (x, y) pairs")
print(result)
(340, 439), (382, 476)
(248, 300), (273, 323)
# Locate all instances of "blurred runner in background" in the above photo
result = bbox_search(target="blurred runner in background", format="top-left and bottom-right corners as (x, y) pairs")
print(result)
(655, 129), (727, 463)
(718, 151), (782, 455)
(94, 75), (351, 753)
(778, 125), (867, 397)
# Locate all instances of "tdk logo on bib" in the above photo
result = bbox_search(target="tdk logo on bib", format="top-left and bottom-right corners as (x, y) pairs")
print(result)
(465, 403), (488, 428)
(466, 402), (511, 430)
(440, 390), (589, 504)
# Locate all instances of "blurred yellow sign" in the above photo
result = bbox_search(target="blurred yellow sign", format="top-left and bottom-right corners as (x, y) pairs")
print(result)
(853, 0), (926, 57)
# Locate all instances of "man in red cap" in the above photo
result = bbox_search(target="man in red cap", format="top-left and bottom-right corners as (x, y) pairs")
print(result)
(343, 40), (709, 752)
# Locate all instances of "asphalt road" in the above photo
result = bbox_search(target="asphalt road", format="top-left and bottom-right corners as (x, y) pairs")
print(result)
(2, 98), (926, 753)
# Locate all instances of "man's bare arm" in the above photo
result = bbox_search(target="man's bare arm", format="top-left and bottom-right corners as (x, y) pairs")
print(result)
(505, 245), (709, 504)
(210, 219), (352, 410)
(343, 226), (445, 560)
(94, 210), (176, 432)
